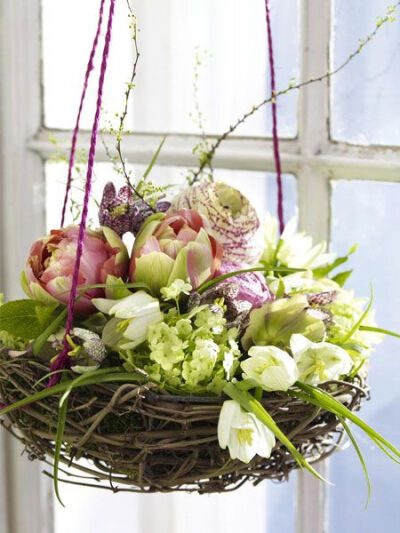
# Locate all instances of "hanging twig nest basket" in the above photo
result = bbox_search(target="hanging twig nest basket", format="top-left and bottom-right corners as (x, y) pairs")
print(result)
(0, 355), (368, 493)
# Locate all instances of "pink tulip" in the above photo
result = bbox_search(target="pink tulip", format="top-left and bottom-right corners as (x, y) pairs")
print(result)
(129, 209), (223, 294)
(22, 226), (129, 314)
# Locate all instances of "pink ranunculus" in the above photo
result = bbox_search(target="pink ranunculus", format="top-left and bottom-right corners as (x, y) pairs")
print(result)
(22, 226), (129, 314)
(129, 209), (223, 294)
(215, 261), (273, 309)
(171, 182), (264, 265)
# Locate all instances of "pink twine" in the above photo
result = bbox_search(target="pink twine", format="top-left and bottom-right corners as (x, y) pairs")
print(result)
(265, 0), (284, 235)
(50, 0), (116, 385)
(60, 0), (107, 227)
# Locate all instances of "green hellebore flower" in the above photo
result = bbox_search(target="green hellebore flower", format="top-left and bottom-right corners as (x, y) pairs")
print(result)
(242, 294), (326, 351)
(241, 345), (299, 392)
(290, 333), (352, 385)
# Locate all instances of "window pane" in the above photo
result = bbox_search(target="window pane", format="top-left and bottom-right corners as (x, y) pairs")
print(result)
(329, 180), (400, 530)
(42, 0), (133, 129)
(331, 0), (400, 145)
(134, 0), (298, 137)
(42, 0), (298, 137)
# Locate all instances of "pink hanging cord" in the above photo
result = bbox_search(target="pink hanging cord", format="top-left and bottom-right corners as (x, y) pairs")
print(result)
(60, 0), (107, 227)
(50, 0), (116, 385)
(265, 0), (284, 234)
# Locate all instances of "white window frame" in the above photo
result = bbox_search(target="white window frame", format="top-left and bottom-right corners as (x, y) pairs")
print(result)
(2, 1), (400, 532)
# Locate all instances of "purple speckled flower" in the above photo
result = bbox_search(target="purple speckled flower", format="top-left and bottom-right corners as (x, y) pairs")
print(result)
(215, 261), (273, 309)
(99, 182), (172, 236)
(99, 182), (136, 236)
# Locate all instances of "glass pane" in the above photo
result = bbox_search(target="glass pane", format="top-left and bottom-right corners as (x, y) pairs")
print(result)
(46, 164), (297, 532)
(42, 0), (133, 129)
(329, 180), (400, 530)
(134, 0), (298, 137)
(42, 0), (298, 137)
(331, 0), (400, 145)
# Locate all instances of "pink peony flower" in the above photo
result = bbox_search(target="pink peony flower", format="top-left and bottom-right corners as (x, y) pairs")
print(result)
(129, 209), (223, 294)
(22, 226), (129, 314)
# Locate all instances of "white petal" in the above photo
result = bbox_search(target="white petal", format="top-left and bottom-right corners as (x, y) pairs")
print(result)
(236, 442), (256, 464)
(218, 400), (240, 449)
(290, 333), (312, 356)
(111, 291), (158, 318)
(92, 297), (118, 314)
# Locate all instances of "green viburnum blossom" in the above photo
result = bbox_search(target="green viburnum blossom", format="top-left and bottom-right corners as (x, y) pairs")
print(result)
(160, 280), (192, 302)
(121, 305), (241, 394)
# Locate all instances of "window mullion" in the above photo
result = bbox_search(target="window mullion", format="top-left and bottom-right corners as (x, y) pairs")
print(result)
(296, 1), (331, 533)
(0, 2), (52, 533)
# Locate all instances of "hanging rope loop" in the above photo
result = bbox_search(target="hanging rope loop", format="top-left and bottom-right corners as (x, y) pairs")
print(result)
(265, 0), (285, 234)
(50, 0), (116, 384)
(60, 0), (107, 228)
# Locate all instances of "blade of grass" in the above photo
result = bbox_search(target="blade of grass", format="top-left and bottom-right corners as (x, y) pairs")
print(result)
(338, 415), (371, 509)
(142, 136), (167, 180)
(360, 325), (400, 340)
(53, 368), (119, 506)
(224, 383), (330, 484)
(77, 282), (151, 293)
(341, 284), (373, 344)
(0, 370), (146, 418)
(198, 266), (305, 294)
(291, 382), (400, 462)
(53, 392), (68, 506)
(32, 307), (68, 356)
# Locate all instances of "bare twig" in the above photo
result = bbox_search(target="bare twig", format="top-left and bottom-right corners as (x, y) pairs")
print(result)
(190, 3), (400, 183)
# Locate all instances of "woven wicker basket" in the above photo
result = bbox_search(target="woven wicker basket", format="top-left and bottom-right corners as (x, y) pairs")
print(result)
(0, 355), (368, 494)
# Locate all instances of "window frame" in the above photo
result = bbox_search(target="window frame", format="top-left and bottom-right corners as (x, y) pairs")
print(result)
(2, 1), (400, 532)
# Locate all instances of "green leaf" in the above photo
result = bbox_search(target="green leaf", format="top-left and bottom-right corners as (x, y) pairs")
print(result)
(77, 281), (151, 294)
(53, 368), (119, 506)
(223, 383), (330, 483)
(290, 382), (400, 463)
(198, 266), (305, 294)
(54, 391), (68, 507)
(341, 284), (373, 344)
(313, 244), (358, 279)
(33, 307), (68, 356)
(360, 325), (400, 340)
(331, 269), (353, 287)
(338, 416), (371, 509)
(275, 276), (286, 298)
(0, 300), (60, 340)
(142, 136), (167, 180)
(0, 369), (146, 419)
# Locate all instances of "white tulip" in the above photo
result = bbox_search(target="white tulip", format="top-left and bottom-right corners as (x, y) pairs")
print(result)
(290, 334), (352, 385)
(218, 400), (276, 463)
(260, 212), (279, 265)
(93, 291), (163, 349)
(277, 218), (335, 269)
(241, 345), (299, 391)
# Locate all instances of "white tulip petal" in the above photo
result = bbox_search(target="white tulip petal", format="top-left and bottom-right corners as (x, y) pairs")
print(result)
(218, 400), (239, 449)
(92, 297), (118, 314)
